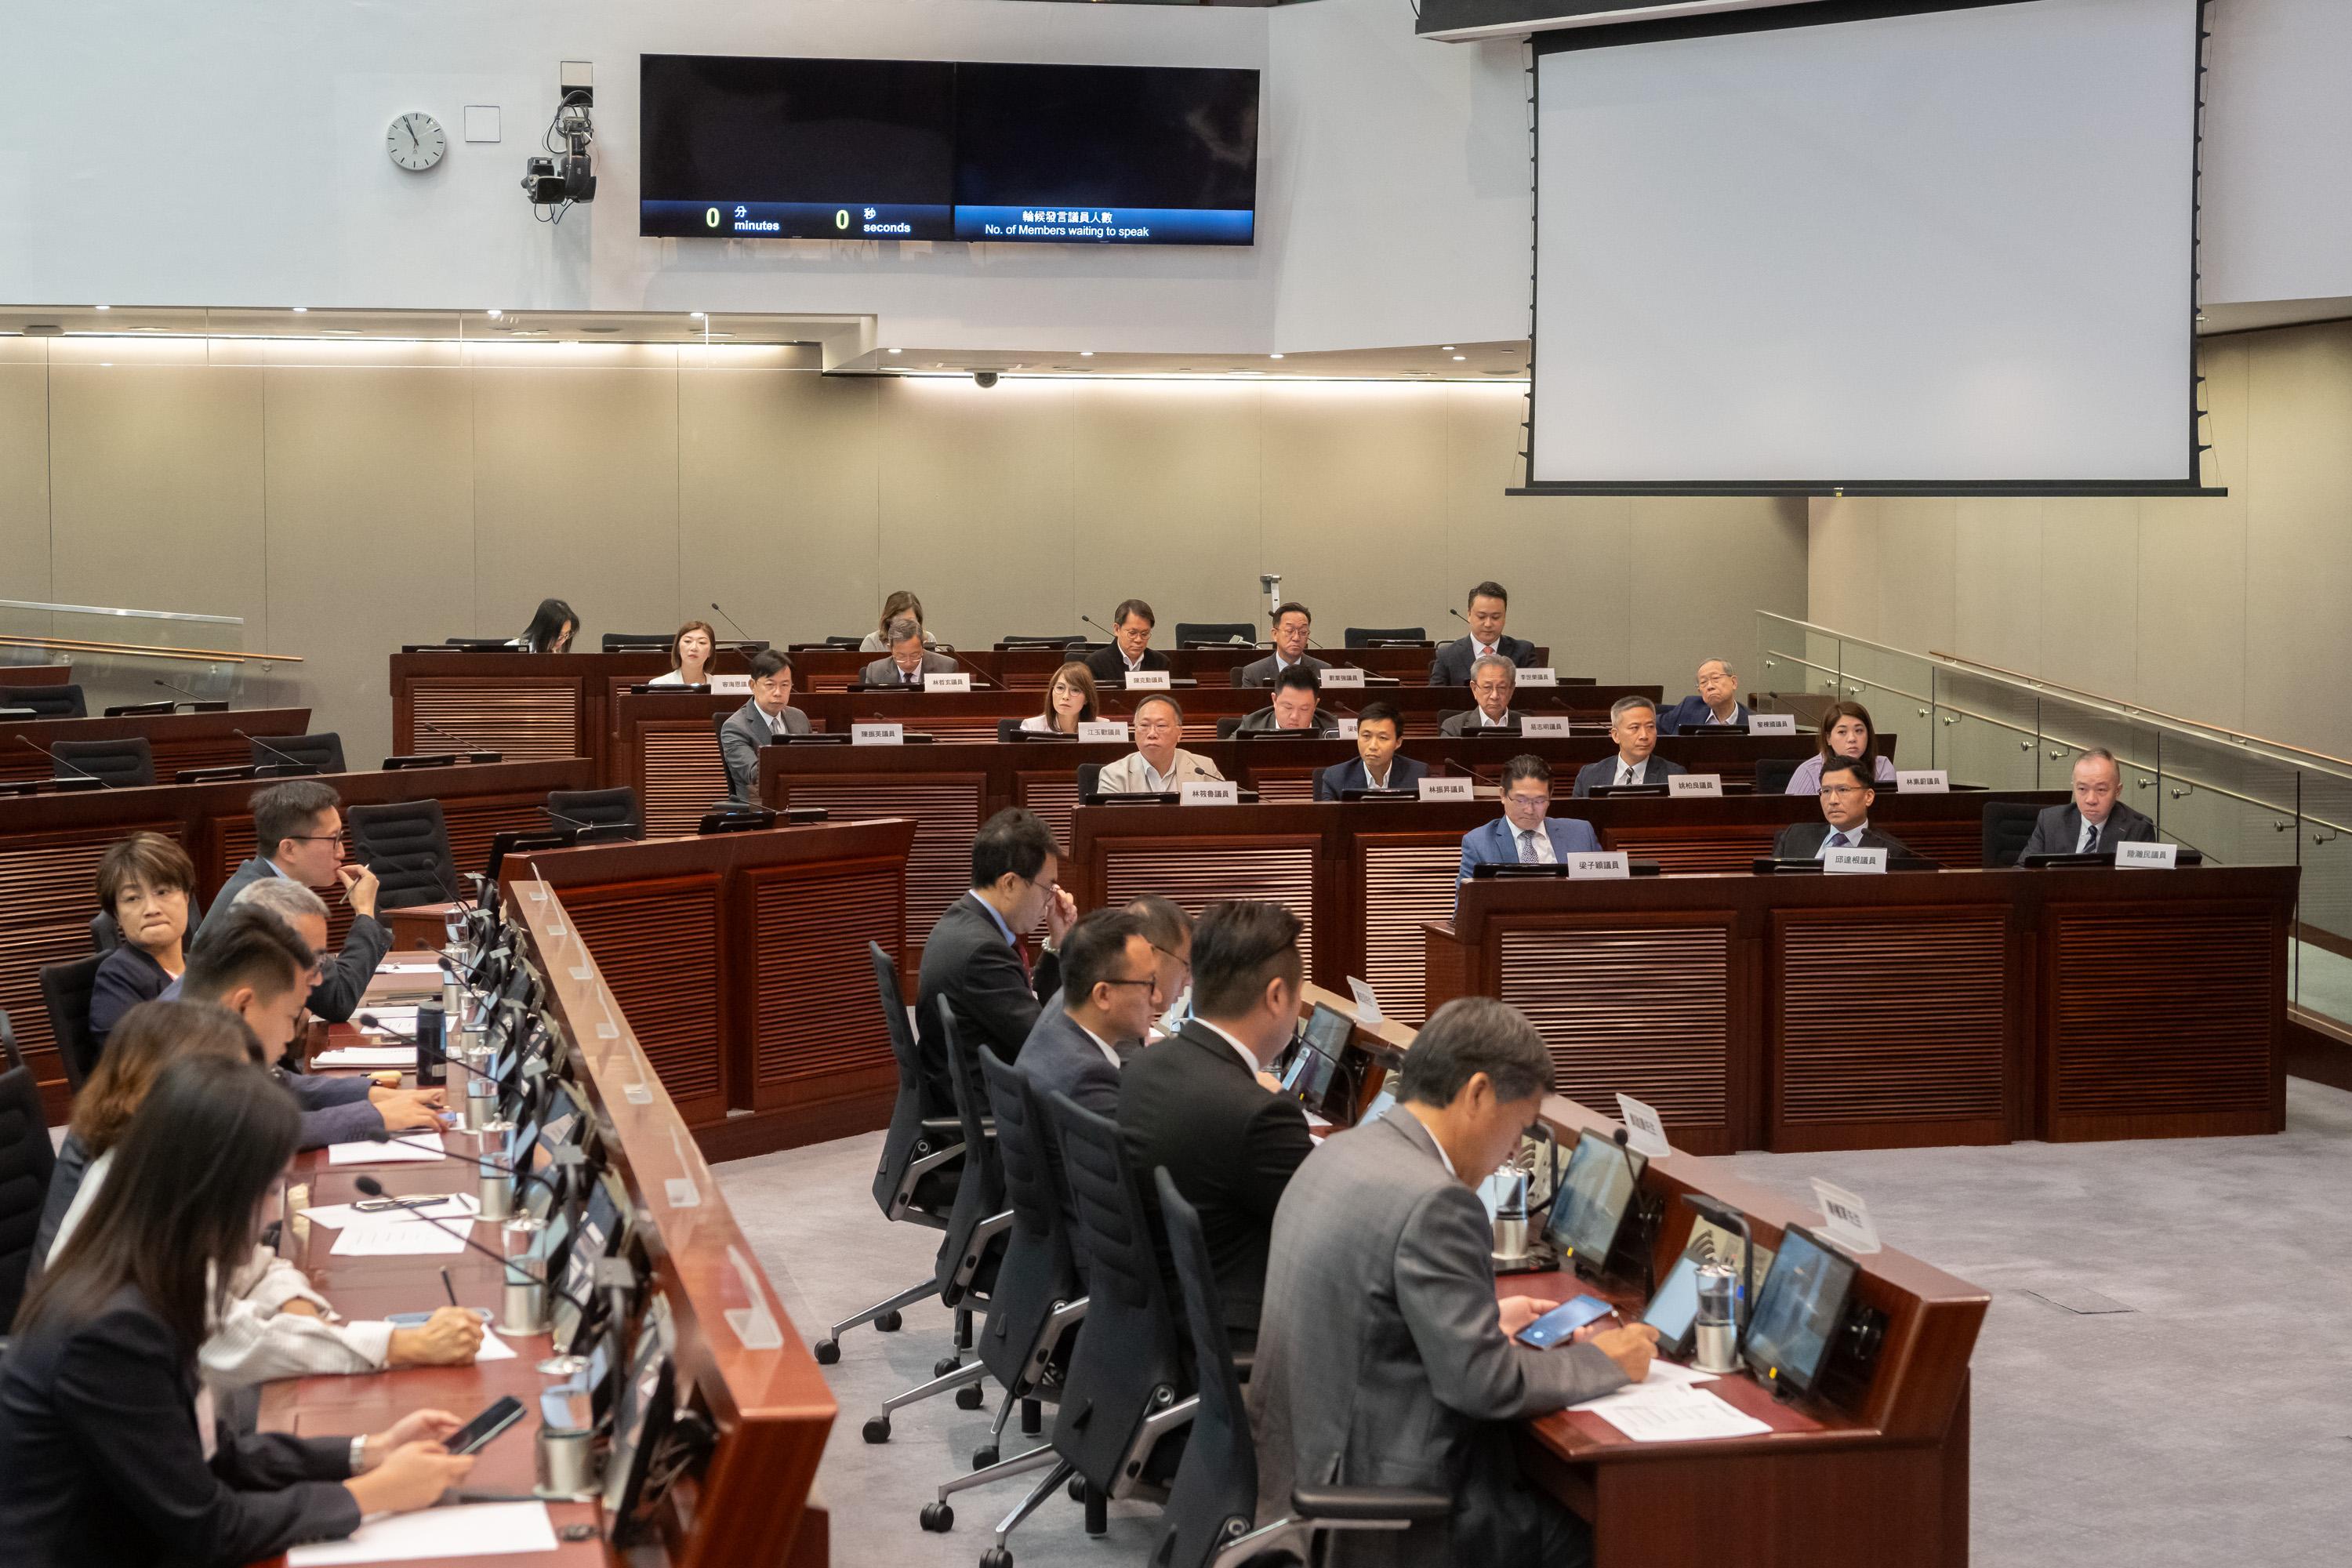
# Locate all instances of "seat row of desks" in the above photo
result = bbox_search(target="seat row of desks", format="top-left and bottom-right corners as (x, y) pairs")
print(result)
(261, 882), (831, 1567)
(0, 704), (312, 784)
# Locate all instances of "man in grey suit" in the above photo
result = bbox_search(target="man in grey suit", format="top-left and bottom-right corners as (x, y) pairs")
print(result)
(1235, 664), (1340, 737)
(860, 614), (960, 687)
(1573, 695), (1689, 795)
(1251, 996), (1657, 1566)
(1437, 654), (1527, 736)
(2018, 748), (2158, 858)
(718, 648), (811, 802)
(1236, 601), (1328, 688)
(195, 779), (388, 1025)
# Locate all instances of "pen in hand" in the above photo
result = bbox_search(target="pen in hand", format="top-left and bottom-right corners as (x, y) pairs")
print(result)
(441, 1266), (459, 1308)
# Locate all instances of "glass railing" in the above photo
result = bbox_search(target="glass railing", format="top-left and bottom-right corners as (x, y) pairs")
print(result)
(1755, 610), (2352, 1036)
(0, 599), (300, 714)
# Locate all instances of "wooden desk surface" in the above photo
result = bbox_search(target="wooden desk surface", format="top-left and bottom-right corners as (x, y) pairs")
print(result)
(0, 704), (310, 783)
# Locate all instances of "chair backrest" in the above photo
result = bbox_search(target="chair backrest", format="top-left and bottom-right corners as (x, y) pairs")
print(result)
(933, 999), (1008, 1301)
(346, 800), (458, 909)
(1000, 634), (1079, 648)
(1152, 1166), (1257, 1568)
(1175, 623), (1254, 648)
(258, 732), (346, 775)
(548, 786), (643, 839)
(53, 737), (154, 788)
(996, 717), (1026, 743)
(1982, 800), (2042, 869)
(0, 683), (86, 718)
(867, 942), (935, 1217)
(38, 954), (107, 1091)
(1076, 762), (1104, 800)
(0, 1007), (20, 1073)
(822, 634), (864, 649)
(0, 1064), (59, 1328)
(1228, 666), (1250, 688)
(1215, 717), (1243, 740)
(1342, 626), (1426, 647)
(89, 910), (121, 955)
(975, 1048), (1085, 1386)
(601, 633), (674, 652)
(1754, 756), (1801, 795)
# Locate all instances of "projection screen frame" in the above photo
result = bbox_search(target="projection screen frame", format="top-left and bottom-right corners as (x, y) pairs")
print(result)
(1508, 0), (2224, 499)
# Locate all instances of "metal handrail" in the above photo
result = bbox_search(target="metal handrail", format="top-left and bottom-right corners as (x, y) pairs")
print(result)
(0, 597), (245, 626)
(0, 635), (301, 665)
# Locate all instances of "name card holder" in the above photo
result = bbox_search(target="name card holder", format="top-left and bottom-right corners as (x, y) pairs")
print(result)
(1125, 669), (1172, 691)
(1811, 1178), (1882, 1253)
(1669, 773), (1725, 798)
(1336, 717), (1359, 738)
(1566, 851), (1630, 880)
(1824, 845), (1888, 874)
(1749, 713), (1797, 735)
(1418, 777), (1475, 801)
(923, 672), (971, 694)
(2115, 841), (2179, 869)
(851, 723), (905, 746)
(1615, 1092), (1673, 1159)
(1521, 716), (1573, 738)
(1317, 666), (1367, 689)
(1515, 667), (1559, 688)
(1896, 769), (1949, 793)
(1078, 720), (1130, 744)
(1180, 780), (1237, 806)
(709, 673), (751, 695)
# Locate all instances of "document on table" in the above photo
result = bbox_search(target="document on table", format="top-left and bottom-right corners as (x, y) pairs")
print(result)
(361, 1006), (423, 1030)
(1576, 1384), (1772, 1442)
(473, 1328), (517, 1361)
(332, 1221), (465, 1257)
(326, 1134), (445, 1165)
(288, 1501), (556, 1563)
(303, 1195), (477, 1229)
(315, 1047), (416, 1069)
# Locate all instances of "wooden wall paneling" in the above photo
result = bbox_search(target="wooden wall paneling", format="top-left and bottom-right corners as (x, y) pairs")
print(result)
(542, 874), (731, 1126)
(1099, 835), (1322, 978)
(768, 775), (985, 958)
(741, 855), (906, 1122)
(405, 676), (586, 763)
(1357, 832), (1479, 1026)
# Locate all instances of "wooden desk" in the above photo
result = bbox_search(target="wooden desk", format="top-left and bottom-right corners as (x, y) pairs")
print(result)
(0, 704), (310, 783)
(496, 822), (918, 1160)
(0, 661), (73, 685)
(0, 757), (591, 1118)
(981, 642), (1555, 689)
(389, 650), (764, 768)
(262, 882), (833, 1566)
(1068, 791), (2059, 1037)
(1428, 866), (2294, 1153)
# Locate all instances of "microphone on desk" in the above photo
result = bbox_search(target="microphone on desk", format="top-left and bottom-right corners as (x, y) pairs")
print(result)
(1682, 1192), (1755, 1359)
(358, 1013), (517, 1089)
(1079, 612), (1123, 649)
(238, 728), (319, 775)
(541, 808), (636, 841)
(708, 602), (760, 647)
(412, 717), (498, 759)
(16, 735), (115, 787)
(361, 1126), (572, 1207)
(152, 677), (226, 709)
(939, 649), (997, 688)
(1438, 758), (1483, 781)
(350, 1174), (594, 1322)
(1450, 607), (1470, 630)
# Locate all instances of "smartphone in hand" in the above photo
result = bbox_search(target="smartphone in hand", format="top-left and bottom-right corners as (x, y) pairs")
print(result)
(1517, 1295), (1617, 1348)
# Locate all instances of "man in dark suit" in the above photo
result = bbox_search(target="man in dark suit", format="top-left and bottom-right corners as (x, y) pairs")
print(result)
(1657, 657), (1750, 733)
(1573, 695), (1690, 795)
(1235, 663), (1339, 736)
(1252, 997), (1657, 1566)
(1428, 580), (1540, 684)
(1083, 597), (1171, 685)
(1120, 899), (1314, 1344)
(1773, 756), (1918, 859)
(194, 779), (387, 1025)
(915, 808), (1077, 1120)
(2019, 749), (2158, 859)
(1236, 601), (1328, 688)
(718, 648), (811, 801)
(1316, 701), (1428, 798)
(1438, 654), (1528, 736)
(1020, 909), (1161, 1234)
(860, 615), (960, 687)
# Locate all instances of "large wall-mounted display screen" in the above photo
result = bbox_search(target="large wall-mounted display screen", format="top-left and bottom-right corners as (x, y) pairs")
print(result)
(640, 54), (1260, 246)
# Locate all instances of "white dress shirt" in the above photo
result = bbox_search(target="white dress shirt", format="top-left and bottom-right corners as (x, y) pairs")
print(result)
(1077, 1019), (1123, 1070)
(1513, 823), (1558, 865)
(1196, 1018), (1264, 1075)
(1477, 706), (1513, 728)
(1614, 757), (1644, 786)
(1817, 821), (1871, 858)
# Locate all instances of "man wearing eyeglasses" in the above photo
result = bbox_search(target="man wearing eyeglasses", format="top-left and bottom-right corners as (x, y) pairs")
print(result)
(194, 779), (387, 1024)
(1772, 756), (1916, 859)
(1019, 910), (1161, 1120)
(1454, 756), (1602, 909)
(1439, 655), (1530, 736)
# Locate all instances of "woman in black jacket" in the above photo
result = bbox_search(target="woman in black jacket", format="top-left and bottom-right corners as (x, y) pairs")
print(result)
(0, 1054), (475, 1566)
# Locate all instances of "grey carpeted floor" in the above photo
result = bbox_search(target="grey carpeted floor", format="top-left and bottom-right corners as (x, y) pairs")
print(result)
(715, 1078), (2352, 1568)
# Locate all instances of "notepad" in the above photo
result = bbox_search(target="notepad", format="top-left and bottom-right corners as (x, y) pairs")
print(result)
(315, 1047), (416, 1069)
(326, 1134), (445, 1166)
(288, 1501), (556, 1563)
(332, 1221), (465, 1257)
(303, 1194), (477, 1230)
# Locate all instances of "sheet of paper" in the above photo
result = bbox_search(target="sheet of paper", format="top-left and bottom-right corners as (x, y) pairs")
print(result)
(361, 1007), (422, 1029)
(473, 1328), (517, 1362)
(1581, 1385), (1772, 1442)
(332, 1221), (466, 1257)
(304, 1194), (477, 1229)
(288, 1501), (557, 1564)
(315, 1047), (416, 1068)
(326, 1134), (445, 1166)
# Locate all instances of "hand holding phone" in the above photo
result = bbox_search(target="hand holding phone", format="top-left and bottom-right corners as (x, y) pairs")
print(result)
(445, 1394), (528, 1456)
(1517, 1295), (1618, 1348)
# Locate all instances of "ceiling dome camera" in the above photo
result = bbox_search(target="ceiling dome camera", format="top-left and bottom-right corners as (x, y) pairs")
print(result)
(973, 371), (999, 389)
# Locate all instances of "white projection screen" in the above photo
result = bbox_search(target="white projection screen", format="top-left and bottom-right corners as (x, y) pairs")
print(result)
(1529, 0), (2201, 491)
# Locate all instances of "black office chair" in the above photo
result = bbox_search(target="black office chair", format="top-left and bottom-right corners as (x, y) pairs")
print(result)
(1175, 623), (1254, 648)
(1076, 763), (1105, 800)
(0, 1007), (20, 1073)
(1215, 717), (1243, 740)
(0, 684), (86, 718)
(547, 787), (642, 840)
(1343, 626), (1426, 647)
(52, 738), (154, 788)
(1754, 756), (1801, 795)
(256, 732), (346, 774)
(346, 800), (459, 909)
(445, 637), (517, 652)
(1983, 800), (2042, 868)
(1152, 1168), (1450, 1568)
(812, 943), (968, 1365)
(0, 1064), (58, 1328)
(39, 954), (106, 1092)
(1002, 634), (1079, 648)
(822, 634), (866, 649)
(601, 633), (675, 652)
(89, 910), (120, 955)
(996, 718), (1028, 743)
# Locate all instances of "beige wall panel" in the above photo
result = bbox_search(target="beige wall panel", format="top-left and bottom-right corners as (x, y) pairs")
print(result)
(2133, 339), (2249, 730)
(1950, 498), (2045, 678)
(875, 377), (1077, 652)
(0, 360), (49, 604)
(678, 368), (880, 647)
(263, 365), (477, 767)
(1870, 498), (1958, 658)
(1260, 383), (1450, 642)
(2035, 497), (2141, 701)
(1806, 497), (1880, 641)
(1069, 380), (1264, 642)
(470, 365), (681, 648)
(2241, 322), (2352, 759)
(45, 362), (268, 640)
(1623, 495), (1806, 696)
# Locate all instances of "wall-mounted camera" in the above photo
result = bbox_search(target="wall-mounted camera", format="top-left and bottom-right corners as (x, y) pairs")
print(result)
(523, 62), (597, 217)
(973, 371), (999, 389)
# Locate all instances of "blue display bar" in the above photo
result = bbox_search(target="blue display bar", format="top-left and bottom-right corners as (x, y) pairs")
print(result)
(640, 199), (1255, 246)
(953, 205), (1254, 245)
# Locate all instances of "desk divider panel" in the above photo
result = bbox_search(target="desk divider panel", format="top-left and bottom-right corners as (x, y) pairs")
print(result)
(1357, 835), (1480, 1026)
(556, 876), (730, 1127)
(745, 855), (906, 1120)
(406, 676), (585, 761)
(0, 706), (311, 784)
(1098, 835), (1321, 975)
(769, 777), (983, 956)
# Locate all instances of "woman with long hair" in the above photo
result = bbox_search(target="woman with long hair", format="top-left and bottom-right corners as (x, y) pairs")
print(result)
(858, 589), (931, 652)
(650, 619), (717, 686)
(2, 1054), (474, 1564)
(514, 597), (577, 653)
(1021, 661), (1100, 735)
(1784, 700), (1900, 795)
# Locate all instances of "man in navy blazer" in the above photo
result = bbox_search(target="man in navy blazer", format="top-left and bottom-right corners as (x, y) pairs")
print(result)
(1315, 702), (1428, 799)
(1657, 657), (1751, 733)
(1428, 580), (1541, 685)
(1573, 695), (1690, 796)
(1455, 756), (1602, 898)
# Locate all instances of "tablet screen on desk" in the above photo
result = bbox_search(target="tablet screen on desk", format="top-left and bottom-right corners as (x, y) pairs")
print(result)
(1544, 1130), (1644, 1270)
(1641, 1254), (1701, 1353)
(1742, 1225), (1858, 1396)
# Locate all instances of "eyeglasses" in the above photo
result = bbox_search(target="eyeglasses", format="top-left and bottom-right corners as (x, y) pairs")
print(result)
(1504, 793), (1550, 810)
(1818, 785), (1867, 799)
(285, 831), (343, 844)
(1096, 977), (1157, 993)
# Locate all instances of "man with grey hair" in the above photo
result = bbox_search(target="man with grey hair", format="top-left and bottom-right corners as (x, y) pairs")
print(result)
(1660, 657), (1749, 733)
(1438, 652), (1528, 735)
(1251, 996), (1657, 1565)
(859, 614), (957, 687)
(2017, 747), (2158, 859)
(1574, 695), (1690, 795)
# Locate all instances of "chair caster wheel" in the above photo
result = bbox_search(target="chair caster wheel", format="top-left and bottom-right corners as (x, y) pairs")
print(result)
(956, 1384), (986, 1410)
(972, 1445), (999, 1469)
(875, 1310), (903, 1333)
(1068, 1478), (1086, 1503)
(980, 1549), (1014, 1568)
(920, 1502), (954, 1533)
(862, 1415), (891, 1444)
(813, 1339), (840, 1365)
(935, 1356), (963, 1377)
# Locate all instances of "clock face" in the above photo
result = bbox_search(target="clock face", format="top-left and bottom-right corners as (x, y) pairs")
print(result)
(387, 112), (447, 172)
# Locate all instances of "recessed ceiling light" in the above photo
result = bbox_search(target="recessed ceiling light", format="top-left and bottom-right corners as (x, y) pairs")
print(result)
(1441, 345), (1456, 352)
(706, 332), (735, 339)
(93, 304), (109, 312)
(1270, 353), (1284, 361)
(292, 307), (307, 314)
(690, 310), (706, 320)
(486, 308), (502, 319)
(1079, 350), (1094, 357)
(887, 347), (902, 354)
(1452, 354), (1466, 362)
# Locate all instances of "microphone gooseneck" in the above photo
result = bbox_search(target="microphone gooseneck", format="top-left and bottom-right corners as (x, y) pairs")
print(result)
(238, 728), (316, 774)
(17, 735), (114, 787)
(350, 1175), (593, 1319)
(708, 602), (757, 644)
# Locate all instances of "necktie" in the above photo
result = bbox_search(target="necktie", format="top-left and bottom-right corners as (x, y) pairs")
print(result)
(2079, 821), (2099, 854)
(1620, 762), (1637, 786)
(1826, 830), (1850, 850)
(1518, 829), (1539, 864)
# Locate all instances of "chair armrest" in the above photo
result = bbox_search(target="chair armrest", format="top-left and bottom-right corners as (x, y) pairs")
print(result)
(1292, 1487), (1454, 1522)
